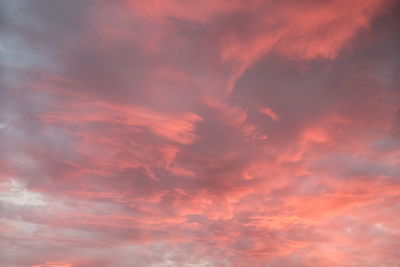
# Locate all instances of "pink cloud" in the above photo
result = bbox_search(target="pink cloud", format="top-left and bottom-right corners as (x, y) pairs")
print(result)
(30, 263), (71, 267)
(259, 107), (280, 121)
(1, 0), (399, 266)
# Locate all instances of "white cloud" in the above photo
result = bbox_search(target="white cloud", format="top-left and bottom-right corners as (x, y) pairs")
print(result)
(0, 179), (46, 206)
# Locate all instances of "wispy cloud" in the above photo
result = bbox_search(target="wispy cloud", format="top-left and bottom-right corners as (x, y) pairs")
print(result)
(1, 0), (399, 266)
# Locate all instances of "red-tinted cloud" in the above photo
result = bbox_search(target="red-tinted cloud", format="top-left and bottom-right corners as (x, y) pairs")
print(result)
(1, 0), (400, 266)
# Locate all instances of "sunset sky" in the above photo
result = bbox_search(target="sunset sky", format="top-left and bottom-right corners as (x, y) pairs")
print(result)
(1, 0), (400, 266)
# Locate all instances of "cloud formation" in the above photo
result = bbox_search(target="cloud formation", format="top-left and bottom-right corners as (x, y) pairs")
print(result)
(1, 0), (400, 266)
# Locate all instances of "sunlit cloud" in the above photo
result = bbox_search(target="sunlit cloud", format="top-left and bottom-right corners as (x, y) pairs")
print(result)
(1, 0), (399, 266)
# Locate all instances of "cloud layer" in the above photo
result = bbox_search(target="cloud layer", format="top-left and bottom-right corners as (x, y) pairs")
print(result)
(1, 0), (400, 266)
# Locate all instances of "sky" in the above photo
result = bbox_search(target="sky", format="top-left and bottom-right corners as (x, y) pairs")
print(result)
(0, 0), (400, 266)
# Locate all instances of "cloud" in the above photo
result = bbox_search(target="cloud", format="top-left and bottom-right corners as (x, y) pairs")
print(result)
(30, 263), (71, 267)
(259, 107), (280, 121)
(1, 0), (400, 266)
